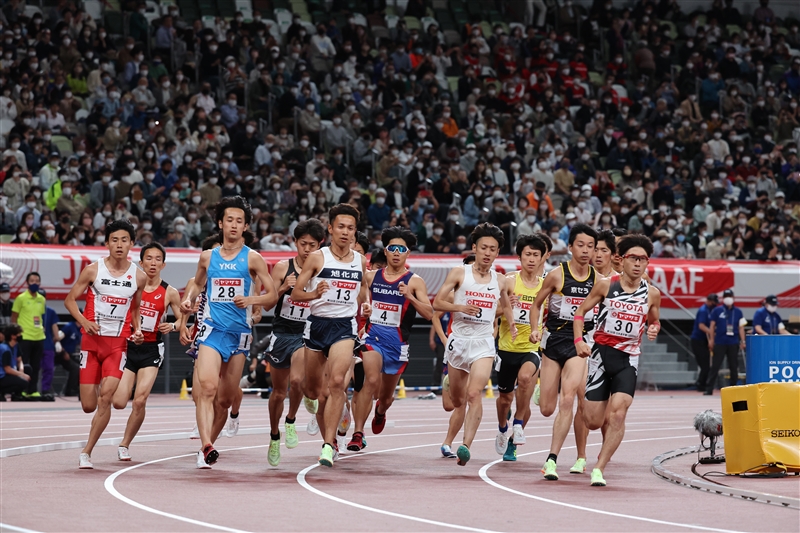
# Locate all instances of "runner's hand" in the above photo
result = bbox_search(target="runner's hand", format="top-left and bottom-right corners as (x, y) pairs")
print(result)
(361, 302), (372, 318)
(82, 319), (100, 336)
(158, 322), (174, 334)
(179, 326), (193, 346)
(510, 324), (518, 342)
(575, 340), (591, 358)
(314, 280), (330, 298)
(233, 295), (250, 308)
(180, 298), (194, 314)
(131, 329), (144, 345)
(281, 273), (297, 292)
(459, 304), (481, 316)
(529, 329), (542, 344)
(251, 308), (262, 324)
(646, 324), (659, 340)
(508, 293), (520, 307)
(398, 281), (409, 296)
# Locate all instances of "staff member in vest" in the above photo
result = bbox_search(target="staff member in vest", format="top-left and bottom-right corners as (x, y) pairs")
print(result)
(705, 289), (746, 395)
(690, 294), (718, 392)
(0, 324), (29, 400)
(752, 295), (791, 336)
(11, 272), (46, 399)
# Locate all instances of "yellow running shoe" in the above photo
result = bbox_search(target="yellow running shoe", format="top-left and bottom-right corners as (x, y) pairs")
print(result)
(268, 438), (281, 466)
(533, 383), (540, 406)
(285, 422), (299, 449)
(591, 468), (606, 486)
(542, 459), (558, 480)
(304, 396), (318, 415)
(570, 458), (587, 474)
(319, 443), (334, 467)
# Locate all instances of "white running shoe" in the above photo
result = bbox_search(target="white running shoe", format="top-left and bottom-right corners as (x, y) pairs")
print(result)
(79, 453), (93, 469)
(307, 415), (320, 435)
(117, 446), (131, 461)
(339, 403), (351, 434)
(336, 434), (346, 456)
(189, 425), (200, 439)
(239, 375), (251, 388)
(225, 414), (240, 437)
(513, 423), (526, 445)
(495, 429), (510, 455)
(196, 451), (211, 469)
(303, 396), (319, 415)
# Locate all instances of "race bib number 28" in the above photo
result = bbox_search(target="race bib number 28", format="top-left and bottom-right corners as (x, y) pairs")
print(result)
(211, 278), (244, 302)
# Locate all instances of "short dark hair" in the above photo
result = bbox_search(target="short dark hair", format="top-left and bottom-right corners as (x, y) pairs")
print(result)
(329, 203), (360, 225)
(617, 234), (654, 257)
(470, 222), (504, 249)
(536, 232), (553, 253)
(3, 324), (22, 340)
(568, 223), (598, 245)
(370, 249), (387, 268)
(354, 231), (370, 254)
(611, 228), (628, 238)
(596, 229), (617, 254)
(140, 242), (166, 261)
(26, 271), (40, 283)
(515, 234), (547, 256)
(201, 234), (221, 250)
(294, 218), (326, 242)
(215, 195), (252, 225)
(105, 218), (136, 240)
(381, 225), (417, 249)
(463, 254), (476, 265)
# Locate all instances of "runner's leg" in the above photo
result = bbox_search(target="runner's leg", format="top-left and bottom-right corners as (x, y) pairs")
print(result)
(323, 340), (355, 446)
(548, 356), (585, 456)
(268, 367), (291, 435)
(112, 369), (136, 410)
(82, 376), (120, 456)
(514, 361), (538, 425)
(462, 357), (493, 448)
(353, 349), (381, 434)
(286, 347), (305, 420)
(594, 392), (633, 471)
(443, 404), (466, 447)
(119, 366), (159, 448)
(538, 355), (562, 417)
(195, 345), (223, 447)
(573, 361), (589, 460)
(211, 353), (246, 443)
(375, 372), (402, 415)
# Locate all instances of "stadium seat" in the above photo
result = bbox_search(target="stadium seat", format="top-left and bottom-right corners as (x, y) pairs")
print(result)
(404, 16), (422, 31)
(51, 136), (74, 157)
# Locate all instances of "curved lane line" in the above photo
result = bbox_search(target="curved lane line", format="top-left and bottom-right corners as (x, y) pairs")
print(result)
(0, 523), (43, 533)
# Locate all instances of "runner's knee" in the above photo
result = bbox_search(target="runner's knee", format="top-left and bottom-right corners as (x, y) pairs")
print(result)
(132, 396), (147, 412)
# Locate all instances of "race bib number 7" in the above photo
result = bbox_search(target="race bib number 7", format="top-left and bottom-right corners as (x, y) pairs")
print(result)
(211, 278), (244, 302)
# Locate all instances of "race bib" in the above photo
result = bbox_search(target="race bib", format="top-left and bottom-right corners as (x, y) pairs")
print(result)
(80, 350), (88, 369)
(324, 279), (359, 306)
(559, 296), (585, 321)
(603, 309), (644, 338)
(196, 321), (213, 343)
(140, 307), (159, 332)
(279, 294), (310, 321)
(371, 300), (402, 327)
(118, 350), (127, 371)
(462, 297), (495, 324)
(96, 295), (130, 320)
(210, 278), (244, 302)
(238, 333), (252, 351)
(513, 301), (532, 326)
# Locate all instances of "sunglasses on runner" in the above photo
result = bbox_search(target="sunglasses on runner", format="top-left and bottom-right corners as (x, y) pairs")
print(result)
(386, 244), (409, 254)
(622, 254), (650, 263)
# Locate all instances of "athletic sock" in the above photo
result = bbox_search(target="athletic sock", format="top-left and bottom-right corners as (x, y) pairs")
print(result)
(498, 424), (508, 433)
(230, 412), (239, 419)
(513, 418), (524, 426)
(270, 432), (280, 441)
(285, 416), (296, 424)
(547, 453), (557, 464)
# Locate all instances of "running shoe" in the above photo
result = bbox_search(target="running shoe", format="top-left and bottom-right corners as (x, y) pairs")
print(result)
(512, 423), (526, 445)
(503, 439), (517, 462)
(441, 444), (457, 458)
(196, 451), (211, 469)
(225, 414), (239, 437)
(495, 428), (510, 455)
(319, 443), (334, 467)
(456, 444), (470, 466)
(304, 396), (319, 415)
(533, 383), (540, 406)
(442, 374), (450, 392)
(570, 458), (587, 474)
(542, 459), (558, 480)
(117, 446), (131, 461)
(284, 422), (299, 449)
(202, 444), (219, 465)
(78, 453), (93, 469)
(189, 425), (200, 439)
(590, 468), (606, 486)
(268, 438), (281, 466)
(307, 415), (320, 435)
(22, 391), (41, 401)
(239, 374), (251, 389)
(339, 403), (352, 434)
(347, 431), (367, 452)
(334, 437), (343, 460)
(371, 401), (386, 434)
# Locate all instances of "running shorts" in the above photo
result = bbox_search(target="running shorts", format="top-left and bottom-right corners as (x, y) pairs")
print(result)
(444, 335), (496, 373)
(303, 316), (357, 356)
(265, 332), (304, 369)
(79, 335), (128, 384)
(585, 343), (639, 402)
(495, 350), (541, 394)
(125, 341), (165, 373)
(195, 320), (252, 362)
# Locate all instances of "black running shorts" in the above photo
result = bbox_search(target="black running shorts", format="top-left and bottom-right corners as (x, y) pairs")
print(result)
(495, 350), (541, 394)
(584, 344), (638, 402)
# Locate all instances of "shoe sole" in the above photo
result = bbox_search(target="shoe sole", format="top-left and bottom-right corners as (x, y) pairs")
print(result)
(591, 481), (607, 486)
(570, 468), (585, 474)
(79, 465), (93, 469)
(456, 446), (470, 466)
(118, 457), (131, 461)
(285, 439), (299, 449)
(204, 449), (219, 465)
(319, 457), (333, 467)
(544, 474), (559, 480)
(346, 443), (365, 452)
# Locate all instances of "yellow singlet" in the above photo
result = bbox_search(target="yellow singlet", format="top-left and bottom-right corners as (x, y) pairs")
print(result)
(498, 272), (544, 353)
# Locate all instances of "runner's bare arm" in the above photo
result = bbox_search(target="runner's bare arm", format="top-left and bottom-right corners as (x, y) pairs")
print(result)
(574, 277), (610, 357)
(237, 251), (278, 311)
(291, 250), (325, 302)
(498, 274), (517, 340)
(181, 251), (210, 313)
(433, 268), (476, 315)
(159, 286), (184, 334)
(530, 268), (561, 343)
(357, 254), (368, 308)
(646, 286), (661, 341)
(129, 269), (148, 344)
(64, 263), (99, 335)
(400, 274), (434, 321)
(360, 269), (375, 317)
(271, 259), (291, 294)
(431, 292), (452, 345)
(249, 275), (264, 323)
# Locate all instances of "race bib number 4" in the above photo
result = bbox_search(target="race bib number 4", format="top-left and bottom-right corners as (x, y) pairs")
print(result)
(279, 294), (310, 321)
(371, 301), (401, 327)
(140, 308), (159, 332)
(603, 310), (644, 338)
(211, 278), (244, 302)
(513, 301), (532, 326)
(559, 296), (585, 321)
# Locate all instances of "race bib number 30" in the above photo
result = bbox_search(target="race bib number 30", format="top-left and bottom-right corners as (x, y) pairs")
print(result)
(603, 310), (644, 338)
(371, 301), (402, 327)
(140, 308), (159, 332)
(559, 296), (585, 321)
(211, 278), (244, 302)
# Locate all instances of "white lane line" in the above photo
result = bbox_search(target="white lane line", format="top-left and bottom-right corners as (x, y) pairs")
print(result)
(478, 436), (746, 533)
(0, 523), (43, 533)
(297, 439), (502, 533)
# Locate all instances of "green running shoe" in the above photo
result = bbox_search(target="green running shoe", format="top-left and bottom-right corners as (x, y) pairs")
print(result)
(542, 459), (558, 480)
(456, 444), (470, 466)
(591, 468), (607, 486)
(570, 458), (587, 474)
(442, 374), (450, 392)
(268, 438), (281, 466)
(304, 396), (319, 415)
(318, 443), (334, 467)
(503, 439), (517, 462)
(533, 383), (540, 406)
(285, 422), (299, 449)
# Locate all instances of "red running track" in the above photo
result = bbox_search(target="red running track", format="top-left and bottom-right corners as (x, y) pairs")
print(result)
(0, 391), (797, 533)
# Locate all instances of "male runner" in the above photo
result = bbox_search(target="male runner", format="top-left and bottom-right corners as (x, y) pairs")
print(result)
(291, 204), (367, 467)
(574, 235), (661, 486)
(352, 226), (433, 450)
(530, 223), (598, 480)
(112, 242), (182, 461)
(64, 219), (147, 469)
(433, 223), (516, 465)
(181, 196), (278, 468)
(494, 234), (546, 459)
(266, 218), (326, 466)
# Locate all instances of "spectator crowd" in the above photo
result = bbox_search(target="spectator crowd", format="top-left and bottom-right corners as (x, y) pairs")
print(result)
(1, 0), (800, 261)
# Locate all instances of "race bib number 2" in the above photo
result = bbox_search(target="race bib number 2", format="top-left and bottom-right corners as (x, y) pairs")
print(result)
(513, 301), (531, 325)
(211, 278), (244, 302)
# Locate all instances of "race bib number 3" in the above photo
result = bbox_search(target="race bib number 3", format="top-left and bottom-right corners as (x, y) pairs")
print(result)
(371, 301), (402, 327)
(211, 278), (244, 302)
(140, 308), (159, 332)
(463, 298), (495, 324)
(513, 301), (531, 326)
(559, 296), (585, 321)
(603, 310), (644, 338)
(279, 295), (310, 321)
